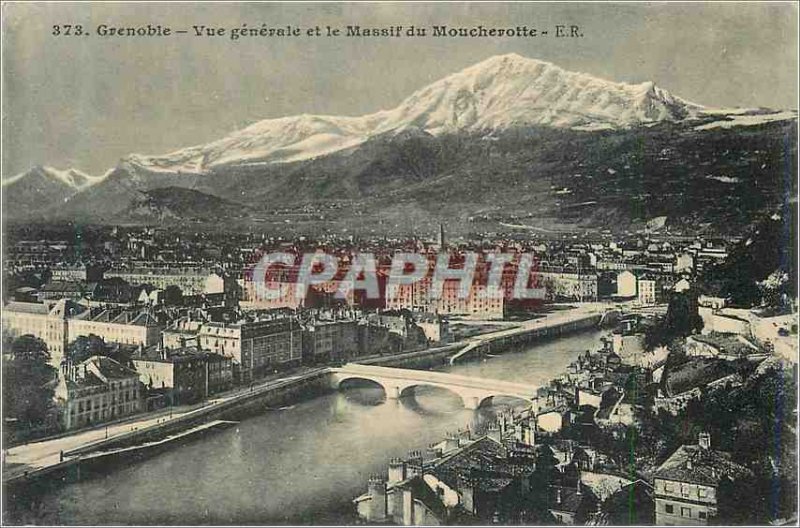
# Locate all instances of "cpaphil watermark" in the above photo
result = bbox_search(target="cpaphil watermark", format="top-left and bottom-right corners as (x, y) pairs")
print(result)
(245, 250), (546, 306)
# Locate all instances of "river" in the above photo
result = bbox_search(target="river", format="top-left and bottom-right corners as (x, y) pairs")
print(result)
(9, 330), (603, 525)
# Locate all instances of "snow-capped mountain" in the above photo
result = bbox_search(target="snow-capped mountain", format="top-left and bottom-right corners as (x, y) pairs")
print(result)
(2, 165), (103, 191)
(1, 166), (108, 218)
(371, 53), (701, 133)
(124, 53), (704, 173)
(5, 53), (796, 233)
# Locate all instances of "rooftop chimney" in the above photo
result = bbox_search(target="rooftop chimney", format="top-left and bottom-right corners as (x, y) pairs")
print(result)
(426, 445), (443, 460)
(388, 458), (407, 484)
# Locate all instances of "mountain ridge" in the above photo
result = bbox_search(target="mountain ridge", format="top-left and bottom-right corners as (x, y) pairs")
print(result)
(121, 53), (704, 174)
(3, 53), (797, 234)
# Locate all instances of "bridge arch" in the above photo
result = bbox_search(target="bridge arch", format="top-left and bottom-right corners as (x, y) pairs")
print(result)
(333, 375), (391, 396)
(329, 365), (537, 411)
(337, 376), (387, 393)
(474, 393), (535, 410)
(398, 383), (467, 407)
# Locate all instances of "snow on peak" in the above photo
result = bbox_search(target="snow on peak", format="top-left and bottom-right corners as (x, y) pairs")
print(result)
(43, 166), (102, 189)
(125, 53), (703, 173)
(125, 113), (386, 173)
(377, 52), (700, 133)
(2, 165), (105, 190)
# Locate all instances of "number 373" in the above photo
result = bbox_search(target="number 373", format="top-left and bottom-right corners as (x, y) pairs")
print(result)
(52, 25), (86, 36)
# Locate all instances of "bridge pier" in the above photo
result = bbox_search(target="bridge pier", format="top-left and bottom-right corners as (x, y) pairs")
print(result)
(386, 386), (401, 400)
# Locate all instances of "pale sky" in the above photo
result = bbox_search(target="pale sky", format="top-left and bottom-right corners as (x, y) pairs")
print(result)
(2, 2), (797, 177)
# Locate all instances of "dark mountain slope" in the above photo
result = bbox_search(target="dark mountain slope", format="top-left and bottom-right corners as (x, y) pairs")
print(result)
(23, 117), (798, 237)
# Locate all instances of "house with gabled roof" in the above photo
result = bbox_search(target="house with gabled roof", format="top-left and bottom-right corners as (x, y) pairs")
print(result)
(653, 432), (752, 525)
(55, 355), (143, 430)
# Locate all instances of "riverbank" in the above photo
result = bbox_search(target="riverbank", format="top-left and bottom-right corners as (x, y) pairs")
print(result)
(3, 367), (331, 486)
(3, 329), (604, 525)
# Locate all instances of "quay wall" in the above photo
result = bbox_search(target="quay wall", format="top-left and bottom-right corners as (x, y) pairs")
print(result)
(355, 343), (464, 369)
(450, 314), (602, 364)
(5, 370), (333, 493)
(356, 312), (603, 369)
(63, 370), (332, 457)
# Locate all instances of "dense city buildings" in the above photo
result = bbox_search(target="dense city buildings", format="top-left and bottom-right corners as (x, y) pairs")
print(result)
(1, 221), (796, 526)
(1, 11), (796, 525)
(104, 266), (214, 295)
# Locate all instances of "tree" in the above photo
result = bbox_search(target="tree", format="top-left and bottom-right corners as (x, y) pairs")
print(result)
(644, 292), (703, 350)
(163, 285), (183, 306)
(758, 270), (791, 312)
(2, 335), (57, 430)
(66, 334), (107, 364)
(714, 475), (771, 525)
(664, 293), (703, 337)
(9, 335), (51, 363)
(701, 214), (796, 308)
(531, 444), (558, 489)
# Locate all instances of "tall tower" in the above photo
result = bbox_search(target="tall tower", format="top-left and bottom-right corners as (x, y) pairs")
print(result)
(437, 223), (446, 250)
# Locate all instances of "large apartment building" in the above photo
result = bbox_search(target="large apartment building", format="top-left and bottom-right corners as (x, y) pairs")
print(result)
(302, 319), (359, 363)
(534, 268), (598, 302)
(2, 300), (161, 366)
(132, 346), (234, 405)
(2, 299), (86, 366)
(198, 316), (303, 382)
(104, 265), (214, 295)
(385, 279), (505, 319)
(69, 308), (161, 348)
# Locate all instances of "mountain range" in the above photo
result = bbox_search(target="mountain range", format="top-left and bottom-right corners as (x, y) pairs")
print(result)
(3, 53), (797, 235)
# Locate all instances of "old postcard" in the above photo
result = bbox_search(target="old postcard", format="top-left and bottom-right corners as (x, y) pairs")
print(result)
(1, 2), (797, 526)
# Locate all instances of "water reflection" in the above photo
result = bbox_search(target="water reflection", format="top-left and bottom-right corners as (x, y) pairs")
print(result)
(338, 379), (386, 406)
(399, 386), (465, 415)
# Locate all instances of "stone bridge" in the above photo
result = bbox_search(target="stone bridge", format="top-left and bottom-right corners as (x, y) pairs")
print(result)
(449, 311), (605, 365)
(329, 364), (537, 410)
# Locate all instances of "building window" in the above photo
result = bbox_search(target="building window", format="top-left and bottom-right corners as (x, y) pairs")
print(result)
(698, 488), (708, 498)
(665, 504), (674, 514)
(699, 511), (707, 520)
(681, 507), (691, 518)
